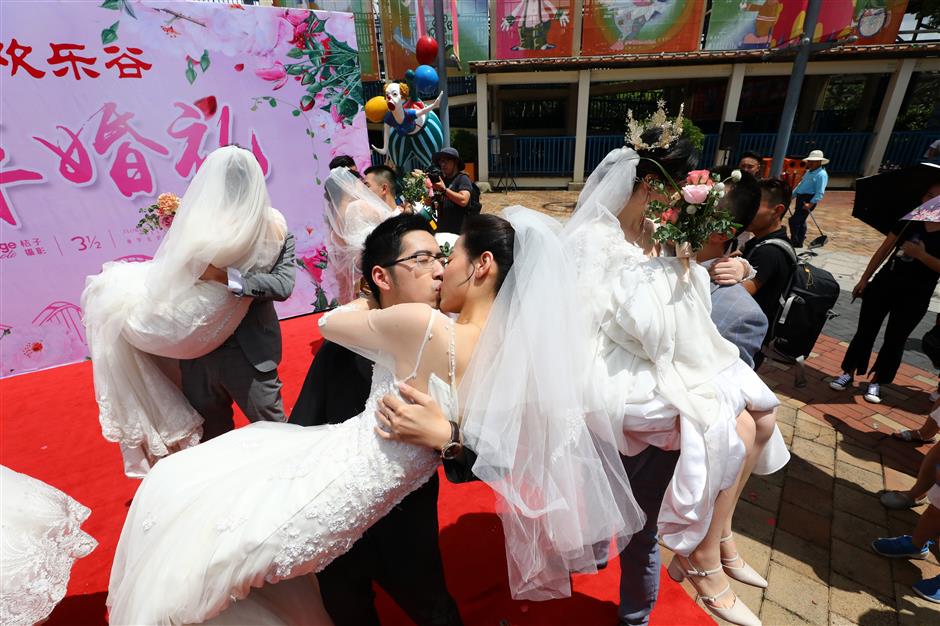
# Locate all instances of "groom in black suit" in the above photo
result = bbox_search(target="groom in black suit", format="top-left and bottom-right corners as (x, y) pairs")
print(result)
(290, 214), (463, 626)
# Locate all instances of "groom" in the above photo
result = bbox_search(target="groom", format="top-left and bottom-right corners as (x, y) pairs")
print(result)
(290, 213), (463, 626)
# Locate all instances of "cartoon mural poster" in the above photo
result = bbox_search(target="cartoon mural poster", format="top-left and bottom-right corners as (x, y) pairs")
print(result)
(581, 0), (705, 56)
(495, 0), (573, 59)
(705, 0), (907, 51)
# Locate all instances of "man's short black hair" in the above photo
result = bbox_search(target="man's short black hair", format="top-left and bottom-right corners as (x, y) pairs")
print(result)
(723, 171), (761, 233)
(329, 155), (357, 170)
(363, 164), (396, 193)
(360, 214), (434, 306)
(739, 151), (762, 164)
(759, 177), (792, 213)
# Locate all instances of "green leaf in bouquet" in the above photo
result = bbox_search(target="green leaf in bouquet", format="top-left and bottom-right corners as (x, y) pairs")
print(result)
(287, 47), (305, 59)
(301, 71), (316, 86)
(286, 64), (306, 76)
(268, 98), (277, 108)
(199, 50), (210, 72)
(100, 0), (120, 10)
(300, 94), (314, 110)
(185, 62), (197, 85)
(292, 109), (301, 117)
(121, 0), (136, 18)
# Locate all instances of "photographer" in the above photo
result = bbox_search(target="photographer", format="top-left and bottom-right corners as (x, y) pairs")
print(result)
(430, 148), (476, 235)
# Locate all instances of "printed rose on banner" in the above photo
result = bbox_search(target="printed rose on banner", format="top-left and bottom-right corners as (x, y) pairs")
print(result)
(137, 192), (181, 235)
(293, 241), (338, 312)
(2, 324), (87, 376)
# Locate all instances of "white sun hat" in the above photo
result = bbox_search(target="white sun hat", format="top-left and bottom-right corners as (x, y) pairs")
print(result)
(803, 149), (830, 165)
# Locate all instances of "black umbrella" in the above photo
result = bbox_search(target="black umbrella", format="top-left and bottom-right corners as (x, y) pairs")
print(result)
(853, 163), (940, 235)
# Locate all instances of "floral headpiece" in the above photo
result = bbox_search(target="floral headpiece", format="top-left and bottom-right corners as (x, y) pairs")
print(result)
(625, 100), (685, 151)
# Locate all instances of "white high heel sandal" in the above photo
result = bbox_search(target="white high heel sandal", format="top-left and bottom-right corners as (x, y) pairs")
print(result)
(667, 555), (762, 626)
(721, 533), (769, 588)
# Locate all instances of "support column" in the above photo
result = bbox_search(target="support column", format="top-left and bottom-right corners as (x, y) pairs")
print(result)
(716, 64), (746, 165)
(571, 69), (591, 187)
(476, 73), (489, 184)
(861, 58), (916, 176)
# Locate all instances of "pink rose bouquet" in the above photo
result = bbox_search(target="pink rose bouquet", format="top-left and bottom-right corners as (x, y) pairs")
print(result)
(645, 165), (742, 255)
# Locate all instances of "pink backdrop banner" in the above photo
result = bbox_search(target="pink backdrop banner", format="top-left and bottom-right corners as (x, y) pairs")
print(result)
(0, 0), (369, 378)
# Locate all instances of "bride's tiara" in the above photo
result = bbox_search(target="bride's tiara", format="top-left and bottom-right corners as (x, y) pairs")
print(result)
(625, 100), (685, 152)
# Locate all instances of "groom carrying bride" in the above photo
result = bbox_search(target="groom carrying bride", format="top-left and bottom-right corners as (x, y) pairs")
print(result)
(290, 209), (463, 626)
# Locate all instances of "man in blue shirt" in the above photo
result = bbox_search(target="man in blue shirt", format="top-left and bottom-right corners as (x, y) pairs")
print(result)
(789, 149), (829, 247)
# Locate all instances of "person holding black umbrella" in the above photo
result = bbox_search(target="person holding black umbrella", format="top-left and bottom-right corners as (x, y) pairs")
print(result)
(831, 181), (940, 404)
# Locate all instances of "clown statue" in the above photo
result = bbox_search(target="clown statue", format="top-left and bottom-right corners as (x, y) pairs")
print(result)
(500, 0), (570, 51)
(371, 81), (445, 173)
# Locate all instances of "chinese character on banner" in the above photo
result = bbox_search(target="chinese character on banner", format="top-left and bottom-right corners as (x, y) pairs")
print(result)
(93, 102), (170, 198)
(103, 46), (152, 78)
(47, 43), (99, 79)
(1, 39), (46, 78)
(0, 146), (45, 229)
(32, 126), (95, 186)
(168, 100), (270, 179)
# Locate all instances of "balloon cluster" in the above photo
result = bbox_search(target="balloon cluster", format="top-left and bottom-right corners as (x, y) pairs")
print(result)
(365, 35), (440, 123)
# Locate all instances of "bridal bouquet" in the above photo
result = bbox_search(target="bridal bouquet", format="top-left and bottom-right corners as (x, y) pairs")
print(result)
(136, 193), (180, 235)
(645, 168), (742, 256)
(402, 169), (437, 229)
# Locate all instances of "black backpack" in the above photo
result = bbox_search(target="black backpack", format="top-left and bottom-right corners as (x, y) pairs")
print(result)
(466, 178), (483, 215)
(749, 239), (840, 384)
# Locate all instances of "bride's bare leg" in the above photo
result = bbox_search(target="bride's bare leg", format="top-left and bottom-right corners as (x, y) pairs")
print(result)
(720, 409), (776, 567)
(683, 410), (756, 608)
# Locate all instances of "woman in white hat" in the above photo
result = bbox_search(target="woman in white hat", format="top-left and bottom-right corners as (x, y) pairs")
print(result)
(789, 150), (829, 247)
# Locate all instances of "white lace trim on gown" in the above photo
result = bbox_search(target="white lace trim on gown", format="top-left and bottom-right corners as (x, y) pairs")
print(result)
(1, 466), (98, 626)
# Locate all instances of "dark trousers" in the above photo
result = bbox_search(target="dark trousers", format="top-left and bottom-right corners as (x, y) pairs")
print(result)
(618, 446), (681, 626)
(788, 193), (815, 247)
(181, 339), (285, 441)
(317, 474), (463, 626)
(841, 268), (934, 385)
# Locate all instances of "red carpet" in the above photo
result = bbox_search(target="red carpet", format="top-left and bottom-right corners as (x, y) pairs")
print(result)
(0, 315), (709, 626)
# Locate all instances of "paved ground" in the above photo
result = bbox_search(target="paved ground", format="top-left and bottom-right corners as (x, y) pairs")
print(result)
(481, 188), (940, 624)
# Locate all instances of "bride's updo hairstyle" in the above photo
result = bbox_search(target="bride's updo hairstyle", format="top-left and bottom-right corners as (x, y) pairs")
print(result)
(460, 213), (515, 292)
(631, 128), (699, 186)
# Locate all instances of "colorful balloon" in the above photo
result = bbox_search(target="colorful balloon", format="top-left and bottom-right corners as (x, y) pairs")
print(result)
(414, 65), (439, 98)
(416, 35), (439, 66)
(365, 95), (388, 123)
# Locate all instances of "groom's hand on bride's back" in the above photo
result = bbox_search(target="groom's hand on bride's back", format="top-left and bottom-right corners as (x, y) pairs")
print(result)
(375, 382), (452, 450)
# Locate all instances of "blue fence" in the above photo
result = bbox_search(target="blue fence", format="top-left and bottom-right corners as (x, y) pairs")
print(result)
(884, 132), (937, 168)
(489, 136), (576, 176)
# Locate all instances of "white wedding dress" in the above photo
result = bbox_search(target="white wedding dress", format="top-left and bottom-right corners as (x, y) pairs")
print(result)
(107, 308), (452, 625)
(1, 466), (98, 626)
(565, 148), (788, 555)
(82, 147), (288, 478)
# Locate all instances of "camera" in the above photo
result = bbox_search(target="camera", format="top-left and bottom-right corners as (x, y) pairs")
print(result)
(426, 166), (443, 184)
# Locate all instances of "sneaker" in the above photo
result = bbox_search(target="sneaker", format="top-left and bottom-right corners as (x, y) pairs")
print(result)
(913, 574), (940, 604)
(871, 535), (930, 559)
(830, 373), (853, 391)
(864, 383), (882, 404)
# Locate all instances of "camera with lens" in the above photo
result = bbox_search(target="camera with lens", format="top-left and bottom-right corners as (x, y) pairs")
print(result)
(426, 166), (443, 184)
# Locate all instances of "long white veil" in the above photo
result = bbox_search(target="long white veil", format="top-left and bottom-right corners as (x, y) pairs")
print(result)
(458, 206), (644, 600)
(81, 146), (287, 477)
(322, 168), (399, 303)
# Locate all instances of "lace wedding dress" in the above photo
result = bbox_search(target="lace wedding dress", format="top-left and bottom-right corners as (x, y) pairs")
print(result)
(107, 308), (453, 625)
(1, 466), (98, 626)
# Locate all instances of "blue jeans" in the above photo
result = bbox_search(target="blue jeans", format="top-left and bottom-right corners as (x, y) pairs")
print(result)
(618, 446), (681, 626)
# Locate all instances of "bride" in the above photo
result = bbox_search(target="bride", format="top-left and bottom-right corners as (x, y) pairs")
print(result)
(564, 138), (787, 626)
(107, 204), (642, 624)
(82, 146), (288, 477)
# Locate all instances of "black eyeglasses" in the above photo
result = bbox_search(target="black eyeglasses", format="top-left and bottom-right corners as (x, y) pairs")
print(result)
(382, 251), (448, 269)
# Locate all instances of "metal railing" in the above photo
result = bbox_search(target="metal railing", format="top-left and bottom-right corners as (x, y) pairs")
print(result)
(489, 136), (576, 176)
(883, 131), (938, 168)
